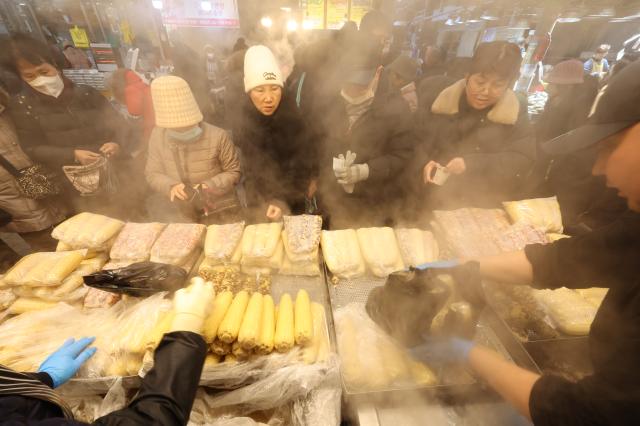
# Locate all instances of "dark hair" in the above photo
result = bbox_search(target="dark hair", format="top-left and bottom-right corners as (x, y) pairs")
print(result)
(469, 41), (522, 81)
(359, 10), (391, 36)
(4, 34), (57, 75)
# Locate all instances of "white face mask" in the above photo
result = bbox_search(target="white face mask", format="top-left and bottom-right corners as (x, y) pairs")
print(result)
(28, 74), (64, 98)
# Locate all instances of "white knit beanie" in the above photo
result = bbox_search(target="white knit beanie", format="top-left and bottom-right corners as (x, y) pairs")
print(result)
(243, 45), (284, 93)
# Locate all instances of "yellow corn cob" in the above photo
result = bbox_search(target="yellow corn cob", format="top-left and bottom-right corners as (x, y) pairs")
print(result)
(210, 339), (232, 356)
(203, 291), (234, 343)
(294, 289), (313, 345)
(232, 340), (251, 359)
(302, 303), (326, 364)
(204, 354), (221, 367)
(407, 358), (437, 386)
(256, 295), (275, 355)
(217, 290), (249, 343)
(8, 298), (57, 315)
(238, 292), (263, 349)
(146, 309), (175, 349)
(274, 293), (294, 352)
(377, 338), (409, 383)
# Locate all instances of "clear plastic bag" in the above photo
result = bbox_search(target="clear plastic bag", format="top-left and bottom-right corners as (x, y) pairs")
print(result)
(52, 213), (124, 250)
(320, 230), (366, 279)
(150, 223), (206, 266)
(110, 222), (166, 262)
(395, 228), (439, 267)
(282, 215), (322, 256)
(356, 228), (405, 278)
(204, 222), (245, 262)
(503, 196), (563, 234)
(533, 287), (597, 336)
(4, 250), (86, 287)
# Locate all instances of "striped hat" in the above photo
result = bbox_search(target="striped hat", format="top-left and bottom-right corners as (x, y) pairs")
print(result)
(151, 76), (203, 128)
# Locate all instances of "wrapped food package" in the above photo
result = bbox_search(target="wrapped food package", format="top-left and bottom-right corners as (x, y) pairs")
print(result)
(534, 287), (598, 336)
(547, 233), (570, 242)
(321, 229), (366, 279)
(0, 289), (16, 310)
(84, 287), (121, 309)
(282, 215), (322, 257)
(110, 222), (166, 262)
(241, 237), (285, 272)
(150, 223), (206, 266)
(204, 222), (245, 263)
(8, 298), (59, 315)
(4, 251), (85, 287)
(52, 213), (124, 250)
(494, 223), (549, 252)
(503, 197), (563, 234)
(280, 231), (320, 276)
(241, 223), (283, 262)
(574, 287), (608, 308)
(395, 228), (439, 267)
(356, 227), (405, 278)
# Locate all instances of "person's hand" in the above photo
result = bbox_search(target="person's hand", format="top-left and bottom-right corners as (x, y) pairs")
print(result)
(266, 204), (283, 221)
(99, 142), (121, 158)
(170, 183), (188, 202)
(74, 150), (101, 166)
(170, 278), (215, 334)
(38, 337), (97, 388)
(446, 157), (466, 175)
(423, 160), (442, 184)
(336, 163), (369, 185)
(410, 337), (474, 364)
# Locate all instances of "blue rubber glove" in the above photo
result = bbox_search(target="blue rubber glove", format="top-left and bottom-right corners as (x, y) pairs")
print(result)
(38, 337), (97, 388)
(410, 337), (474, 364)
(413, 260), (460, 271)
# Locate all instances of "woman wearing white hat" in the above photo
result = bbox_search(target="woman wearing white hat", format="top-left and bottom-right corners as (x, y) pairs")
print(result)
(145, 76), (241, 223)
(232, 45), (316, 222)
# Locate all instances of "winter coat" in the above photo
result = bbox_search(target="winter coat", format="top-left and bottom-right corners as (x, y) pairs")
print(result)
(145, 122), (241, 199)
(232, 95), (316, 212)
(0, 331), (207, 425)
(414, 76), (535, 208)
(322, 80), (415, 205)
(121, 71), (155, 144)
(0, 114), (64, 232)
(7, 79), (126, 169)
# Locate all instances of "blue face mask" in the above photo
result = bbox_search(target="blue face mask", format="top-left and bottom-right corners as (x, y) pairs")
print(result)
(168, 125), (203, 143)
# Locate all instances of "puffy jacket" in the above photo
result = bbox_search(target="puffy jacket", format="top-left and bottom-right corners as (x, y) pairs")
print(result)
(0, 114), (64, 232)
(145, 122), (241, 197)
(414, 76), (535, 208)
(7, 80), (126, 169)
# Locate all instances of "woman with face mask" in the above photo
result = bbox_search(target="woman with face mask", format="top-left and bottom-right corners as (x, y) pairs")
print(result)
(145, 76), (241, 223)
(232, 45), (317, 222)
(414, 41), (536, 209)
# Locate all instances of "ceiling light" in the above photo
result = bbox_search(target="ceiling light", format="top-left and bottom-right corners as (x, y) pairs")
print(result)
(302, 20), (313, 30)
(280, 7), (292, 12)
(260, 16), (273, 28)
(287, 19), (298, 32)
(201, 1), (212, 11)
(152, 0), (163, 10)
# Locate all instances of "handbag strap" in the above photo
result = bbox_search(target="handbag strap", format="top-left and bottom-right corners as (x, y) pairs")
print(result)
(0, 153), (20, 177)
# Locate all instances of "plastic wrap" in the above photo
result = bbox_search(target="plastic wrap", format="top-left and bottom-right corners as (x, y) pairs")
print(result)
(84, 288), (121, 309)
(52, 213), (124, 250)
(204, 222), (245, 262)
(4, 251), (86, 287)
(356, 227), (405, 278)
(335, 303), (437, 392)
(574, 287), (608, 308)
(241, 223), (283, 262)
(109, 222), (166, 262)
(150, 223), (206, 266)
(83, 262), (187, 297)
(0, 289), (16, 310)
(394, 228), (439, 268)
(534, 287), (598, 336)
(320, 230), (365, 279)
(503, 197), (563, 233)
(546, 233), (570, 242)
(282, 215), (322, 256)
(241, 238), (285, 272)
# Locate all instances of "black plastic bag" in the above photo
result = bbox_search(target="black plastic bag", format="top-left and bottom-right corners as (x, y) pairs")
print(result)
(83, 261), (187, 297)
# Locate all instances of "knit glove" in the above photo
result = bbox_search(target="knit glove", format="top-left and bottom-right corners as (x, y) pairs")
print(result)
(38, 337), (97, 388)
(336, 163), (370, 185)
(170, 278), (215, 334)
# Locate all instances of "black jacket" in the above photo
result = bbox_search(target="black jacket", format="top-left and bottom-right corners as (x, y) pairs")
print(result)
(525, 212), (640, 426)
(0, 331), (207, 425)
(7, 80), (125, 169)
(414, 76), (535, 208)
(232, 94), (316, 213)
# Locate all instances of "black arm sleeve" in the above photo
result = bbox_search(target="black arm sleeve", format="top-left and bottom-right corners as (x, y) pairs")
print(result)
(93, 331), (207, 426)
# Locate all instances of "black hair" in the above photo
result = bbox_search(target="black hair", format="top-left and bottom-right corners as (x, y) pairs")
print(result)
(4, 33), (57, 75)
(359, 10), (391, 36)
(469, 41), (522, 81)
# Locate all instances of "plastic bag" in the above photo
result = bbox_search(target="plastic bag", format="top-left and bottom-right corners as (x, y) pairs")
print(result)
(503, 196), (563, 233)
(110, 222), (166, 262)
(4, 250), (86, 287)
(533, 287), (597, 336)
(52, 213), (124, 250)
(320, 230), (365, 279)
(83, 262), (187, 296)
(150, 223), (206, 266)
(241, 223), (283, 261)
(282, 215), (322, 256)
(204, 222), (245, 262)
(395, 228), (439, 267)
(356, 227), (405, 278)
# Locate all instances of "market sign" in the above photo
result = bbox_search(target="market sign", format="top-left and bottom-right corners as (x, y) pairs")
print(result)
(70, 26), (90, 48)
(161, 0), (240, 28)
(326, 0), (348, 30)
(303, 0), (325, 30)
(349, 0), (371, 26)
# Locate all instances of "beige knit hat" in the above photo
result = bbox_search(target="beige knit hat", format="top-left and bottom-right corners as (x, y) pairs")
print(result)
(151, 76), (203, 128)
(244, 45), (284, 92)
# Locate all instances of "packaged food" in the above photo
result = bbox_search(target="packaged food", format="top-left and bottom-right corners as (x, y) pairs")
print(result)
(4, 251), (85, 287)
(574, 287), (608, 308)
(204, 222), (245, 263)
(321, 229), (365, 279)
(534, 287), (598, 336)
(395, 228), (439, 268)
(282, 215), (322, 255)
(0, 289), (16, 310)
(110, 222), (166, 261)
(356, 227), (405, 277)
(52, 213), (124, 250)
(241, 223), (283, 261)
(150, 223), (206, 265)
(84, 288), (121, 309)
(503, 197), (563, 233)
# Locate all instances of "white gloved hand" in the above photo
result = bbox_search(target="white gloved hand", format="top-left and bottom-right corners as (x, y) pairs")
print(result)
(336, 163), (369, 185)
(170, 277), (215, 334)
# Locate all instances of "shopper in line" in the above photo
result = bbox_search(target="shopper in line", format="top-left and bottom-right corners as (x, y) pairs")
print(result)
(414, 41), (535, 209)
(420, 45), (447, 80)
(232, 45), (316, 222)
(583, 46), (610, 79)
(387, 54), (420, 113)
(0, 279), (214, 426)
(145, 76), (241, 224)
(414, 60), (640, 426)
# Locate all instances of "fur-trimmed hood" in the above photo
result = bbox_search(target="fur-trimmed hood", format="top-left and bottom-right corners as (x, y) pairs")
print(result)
(431, 79), (520, 125)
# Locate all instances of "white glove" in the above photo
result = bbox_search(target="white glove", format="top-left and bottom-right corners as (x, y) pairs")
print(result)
(336, 163), (369, 185)
(170, 278), (215, 334)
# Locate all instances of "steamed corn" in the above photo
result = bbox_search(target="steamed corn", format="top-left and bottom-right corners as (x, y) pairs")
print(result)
(274, 293), (294, 352)
(217, 291), (249, 343)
